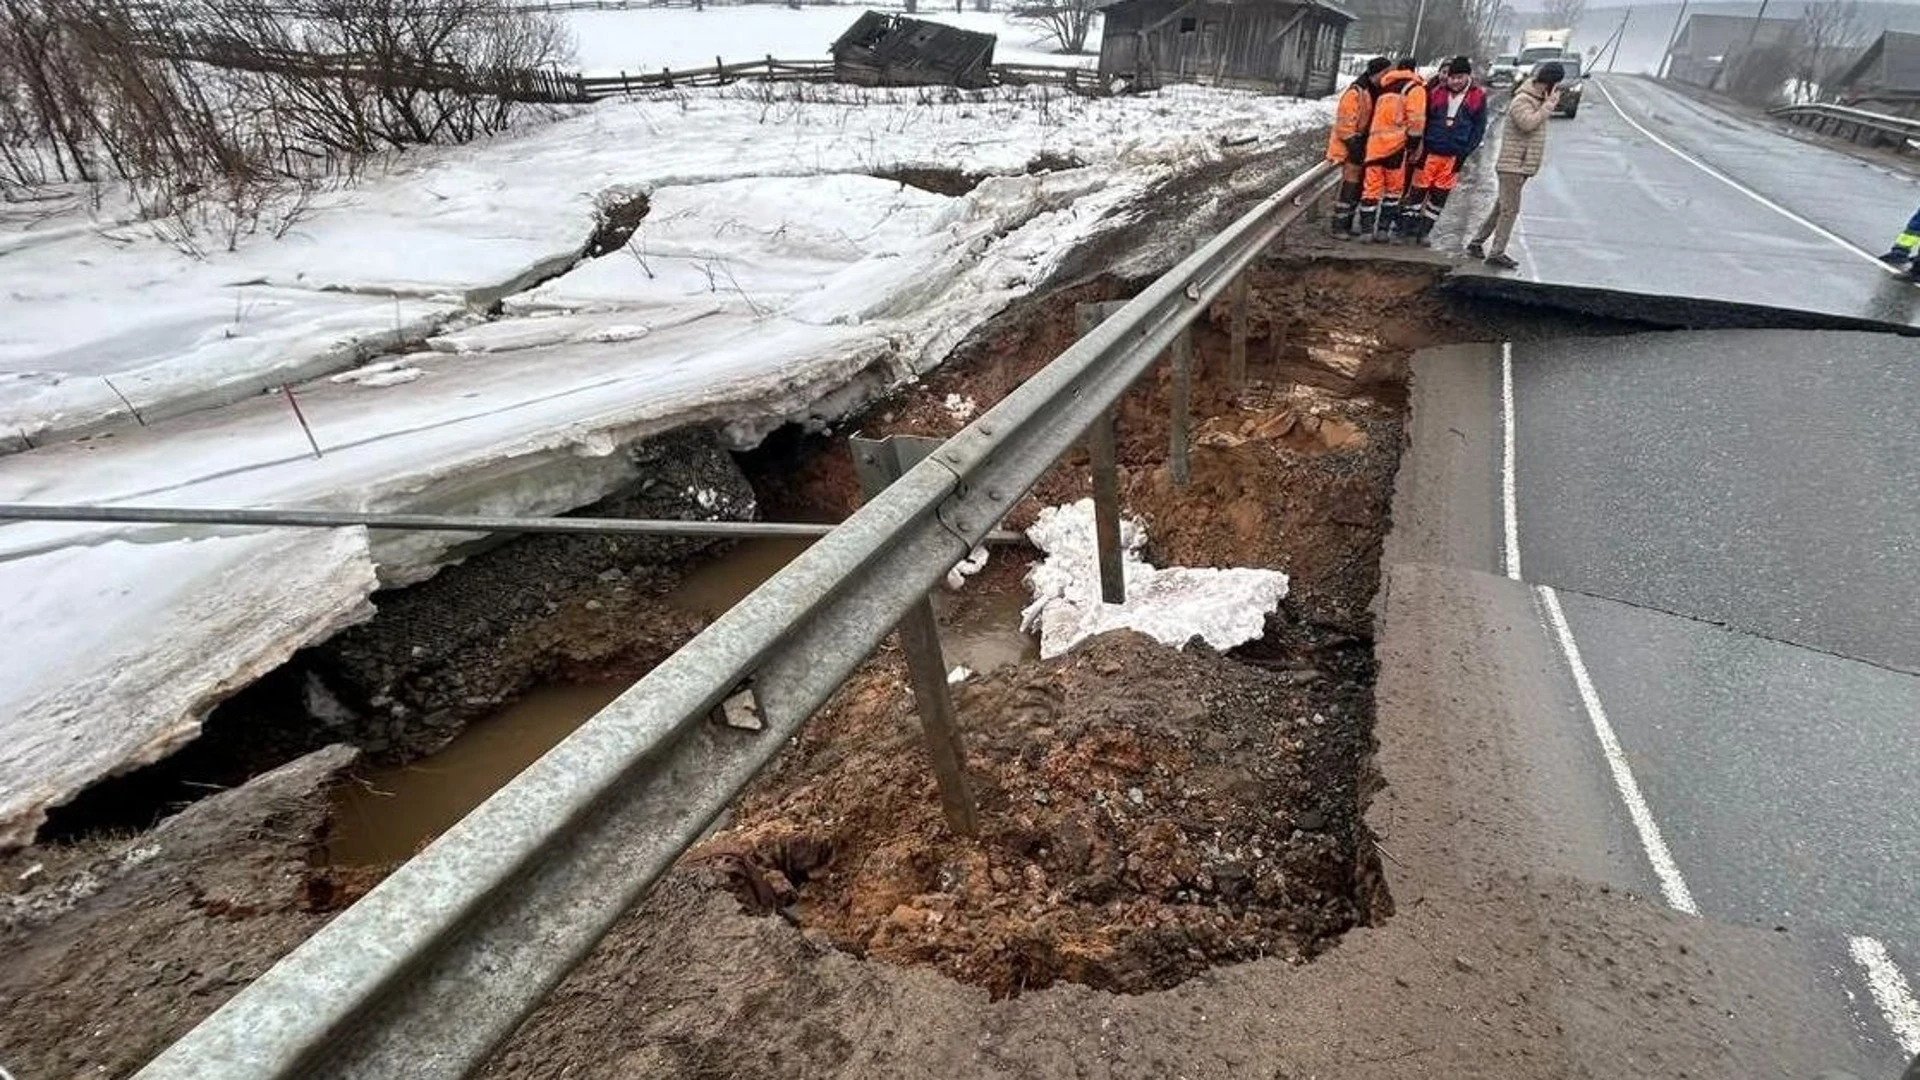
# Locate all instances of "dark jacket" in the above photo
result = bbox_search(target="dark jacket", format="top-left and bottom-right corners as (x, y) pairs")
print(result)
(1423, 82), (1488, 158)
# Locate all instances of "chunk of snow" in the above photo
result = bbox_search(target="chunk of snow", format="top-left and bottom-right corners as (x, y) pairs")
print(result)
(943, 393), (978, 422)
(331, 361), (425, 388)
(946, 545), (990, 590)
(947, 665), (974, 685)
(1020, 499), (1286, 660)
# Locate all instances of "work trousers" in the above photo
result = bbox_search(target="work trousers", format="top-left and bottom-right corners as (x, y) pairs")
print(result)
(1331, 161), (1365, 233)
(1400, 153), (1460, 238)
(1358, 152), (1407, 237)
(1472, 171), (1530, 257)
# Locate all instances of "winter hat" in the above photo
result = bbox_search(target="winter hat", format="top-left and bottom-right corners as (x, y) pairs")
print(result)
(1394, 58), (1417, 70)
(1535, 60), (1566, 86)
(1365, 56), (1392, 77)
(1446, 56), (1473, 75)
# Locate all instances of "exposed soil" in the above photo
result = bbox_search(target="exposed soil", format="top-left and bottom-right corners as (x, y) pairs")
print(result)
(0, 247), (1651, 1078)
(697, 259), (1437, 1001)
(698, 629), (1382, 999)
(585, 189), (652, 257)
(872, 153), (1094, 198)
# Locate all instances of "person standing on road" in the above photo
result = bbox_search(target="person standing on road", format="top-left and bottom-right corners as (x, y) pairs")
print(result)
(1394, 58), (1429, 241)
(1468, 61), (1564, 270)
(1397, 56), (1487, 246)
(1357, 64), (1419, 242)
(1879, 204), (1920, 280)
(1328, 57), (1391, 238)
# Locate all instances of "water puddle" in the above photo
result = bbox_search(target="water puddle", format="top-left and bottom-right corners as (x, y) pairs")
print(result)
(328, 682), (627, 867)
(328, 537), (1035, 867)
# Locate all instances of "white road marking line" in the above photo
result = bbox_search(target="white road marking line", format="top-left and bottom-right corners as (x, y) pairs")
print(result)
(1501, 350), (1697, 913)
(1537, 585), (1701, 915)
(1850, 936), (1920, 1057)
(1501, 342), (1522, 581)
(1592, 78), (1904, 278)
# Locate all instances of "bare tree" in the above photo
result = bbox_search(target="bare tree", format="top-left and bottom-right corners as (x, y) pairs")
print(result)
(1012, 0), (1099, 54)
(1542, 0), (1585, 29)
(1792, 0), (1863, 101)
(0, 0), (573, 222)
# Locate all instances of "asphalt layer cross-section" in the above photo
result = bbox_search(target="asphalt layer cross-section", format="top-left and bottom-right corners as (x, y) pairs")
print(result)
(1451, 74), (1920, 329)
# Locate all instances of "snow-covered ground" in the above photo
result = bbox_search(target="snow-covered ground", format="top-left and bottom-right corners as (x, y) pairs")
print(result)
(560, 4), (1100, 76)
(0, 82), (1329, 847)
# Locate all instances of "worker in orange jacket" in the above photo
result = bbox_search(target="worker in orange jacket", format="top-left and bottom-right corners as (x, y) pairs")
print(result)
(1327, 57), (1391, 238)
(1395, 59), (1428, 240)
(1358, 66), (1418, 242)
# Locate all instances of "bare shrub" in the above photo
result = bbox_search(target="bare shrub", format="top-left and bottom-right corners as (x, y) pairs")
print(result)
(0, 0), (573, 240)
(1012, 0), (1099, 54)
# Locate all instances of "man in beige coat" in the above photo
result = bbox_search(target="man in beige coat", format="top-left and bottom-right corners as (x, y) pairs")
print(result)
(1469, 62), (1565, 270)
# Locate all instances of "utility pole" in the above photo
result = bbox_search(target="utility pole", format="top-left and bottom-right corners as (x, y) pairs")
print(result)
(1657, 0), (1689, 78)
(1408, 0), (1430, 60)
(1604, 7), (1632, 72)
(1743, 0), (1773, 48)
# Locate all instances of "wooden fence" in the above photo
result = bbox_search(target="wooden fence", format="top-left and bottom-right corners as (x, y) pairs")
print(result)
(576, 56), (1103, 97)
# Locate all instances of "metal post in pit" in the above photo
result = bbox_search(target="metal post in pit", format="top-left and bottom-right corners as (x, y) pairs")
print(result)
(1074, 302), (1131, 605)
(849, 433), (979, 837)
(1170, 326), (1192, 487)
(1229, 275), (1250, 388)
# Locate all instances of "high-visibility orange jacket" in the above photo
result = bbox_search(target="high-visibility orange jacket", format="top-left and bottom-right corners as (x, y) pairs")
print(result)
(1364, 70), (1418, 163)
(1403, 77), (1429, 145)
(1326, 79), (1374, 164)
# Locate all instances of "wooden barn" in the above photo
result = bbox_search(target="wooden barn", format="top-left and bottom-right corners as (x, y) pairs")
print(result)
(1095, 0), (1353, 96)
(1834, 30), (1920, 117)
(831, 12), (996, 89)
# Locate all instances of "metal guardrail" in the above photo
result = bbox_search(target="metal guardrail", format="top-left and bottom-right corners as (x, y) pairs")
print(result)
(132, 159), (1339, 1080)
(1769, 102), (1920, 150)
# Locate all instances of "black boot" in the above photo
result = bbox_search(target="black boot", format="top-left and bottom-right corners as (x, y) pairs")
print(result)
(1356, 205), (1379, 243)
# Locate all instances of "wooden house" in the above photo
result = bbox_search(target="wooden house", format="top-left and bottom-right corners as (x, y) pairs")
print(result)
(831, 12), (997, 89)
(1095, 0), (1353, 96)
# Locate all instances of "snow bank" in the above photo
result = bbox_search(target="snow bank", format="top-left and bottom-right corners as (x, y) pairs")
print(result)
(1, 84), (1323, 448)
(1021, 499), (1287, 660)
(560, 5), (1100, 76)
(0, 528), (377, 850)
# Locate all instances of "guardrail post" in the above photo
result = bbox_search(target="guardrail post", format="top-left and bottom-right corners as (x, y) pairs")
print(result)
(1170, 326), (1191, 486)
(1087, 408), (1126, 604)
(1228, 274), (1250, 388)
(1075, 302), (1129, 603)
(849, 434), (980, 838)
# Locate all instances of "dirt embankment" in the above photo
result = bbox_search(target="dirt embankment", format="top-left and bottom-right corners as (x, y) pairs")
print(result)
(0, 255), (1573, 1079)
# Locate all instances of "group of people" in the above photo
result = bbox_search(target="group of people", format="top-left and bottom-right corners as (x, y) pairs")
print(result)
(1327, 55), (1566, 270)
(1330, 56), (1920, 284)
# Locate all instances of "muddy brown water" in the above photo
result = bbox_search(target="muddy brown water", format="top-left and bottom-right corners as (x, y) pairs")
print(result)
(327, 538), (1035, 867)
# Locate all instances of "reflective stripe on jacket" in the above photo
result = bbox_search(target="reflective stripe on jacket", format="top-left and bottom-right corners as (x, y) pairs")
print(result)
(1364, 70), (1417, 163)
(1403, 79), (1429, 142)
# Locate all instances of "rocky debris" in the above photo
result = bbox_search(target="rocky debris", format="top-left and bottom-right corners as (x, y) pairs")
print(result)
(0, 746), (357, 1079)
(310, 426), (752, 761)
(700, 630), (1384, 998)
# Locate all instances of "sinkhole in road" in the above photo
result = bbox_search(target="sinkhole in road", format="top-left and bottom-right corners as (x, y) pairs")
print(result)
(15, 257), (1657, 1031)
